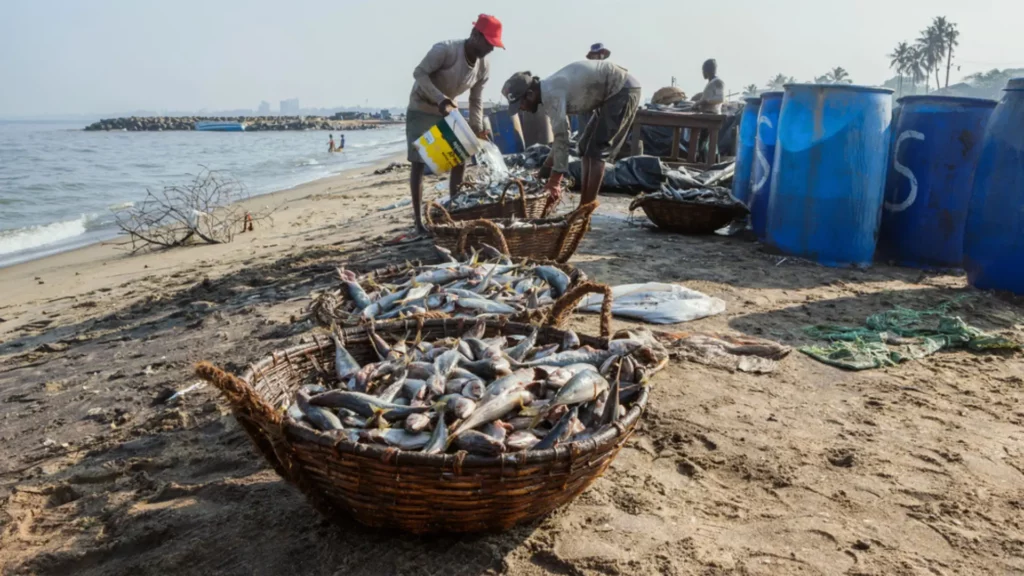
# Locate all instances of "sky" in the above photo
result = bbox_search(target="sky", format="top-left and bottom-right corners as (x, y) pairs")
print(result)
(2, 0), (1023, 117)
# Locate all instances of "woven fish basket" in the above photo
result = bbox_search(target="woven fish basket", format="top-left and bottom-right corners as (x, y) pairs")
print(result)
(443, 179), (554, 222)
(629, 196), (746, 235)
(309, 257), (589, 330)
(425, 201), (598, 263)
(195, 303), (664, 534)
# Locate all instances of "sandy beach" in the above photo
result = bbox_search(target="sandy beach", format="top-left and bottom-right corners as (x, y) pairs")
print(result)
(1, 159), (1023, 575)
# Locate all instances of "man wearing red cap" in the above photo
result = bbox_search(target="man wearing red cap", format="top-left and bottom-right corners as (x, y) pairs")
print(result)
(406, 14), (504, 233)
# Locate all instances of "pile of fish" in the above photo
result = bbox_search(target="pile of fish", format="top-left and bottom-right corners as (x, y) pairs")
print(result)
(445, 170), (548, 212)
(284, 321), (668, 455)
(641, 184), (749, 211)
(311, 248), (579, 326)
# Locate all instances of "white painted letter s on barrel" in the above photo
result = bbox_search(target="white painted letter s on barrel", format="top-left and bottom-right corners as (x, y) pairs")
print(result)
(884, 130), (925, 213)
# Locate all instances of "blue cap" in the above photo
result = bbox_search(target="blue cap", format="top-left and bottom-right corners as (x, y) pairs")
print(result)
(589, 43), (610, 55)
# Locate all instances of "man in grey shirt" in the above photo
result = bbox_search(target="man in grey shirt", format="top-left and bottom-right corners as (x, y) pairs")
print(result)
(406, 14), (503, 233)
(502, 61), (641, 208)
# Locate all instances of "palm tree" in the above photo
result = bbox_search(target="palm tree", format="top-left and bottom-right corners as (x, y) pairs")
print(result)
(917, 23), (945, 90)
(829, 67), (852, 84)
(767, 74), (790, 91)
(940, 19), (960, 88)
(906, 45), (929, 93)
(888, 42), (912, 96)
(814, 74), (832, 84)
(743, 84), (760, 96)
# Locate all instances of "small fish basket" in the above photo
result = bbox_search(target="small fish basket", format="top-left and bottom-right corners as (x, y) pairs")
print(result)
(443, 179), (554, 222)
(309, 258), (588, 330)
(629, 196), (746, 235)
(196, 302), (663, 534)
(425, 201), (598, 263)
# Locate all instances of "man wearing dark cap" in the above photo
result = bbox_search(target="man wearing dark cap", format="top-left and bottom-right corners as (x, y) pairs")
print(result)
(502, 61), (641, 207)
(692, 58), (725, 114)
(586, 43), (610, 61)
(406, 14), (503, 233)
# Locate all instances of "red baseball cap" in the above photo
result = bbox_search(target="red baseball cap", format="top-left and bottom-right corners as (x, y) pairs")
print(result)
(473, 14), (504, 49)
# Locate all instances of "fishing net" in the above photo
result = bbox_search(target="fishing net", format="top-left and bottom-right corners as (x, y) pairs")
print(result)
(800, 300), (1019, 370)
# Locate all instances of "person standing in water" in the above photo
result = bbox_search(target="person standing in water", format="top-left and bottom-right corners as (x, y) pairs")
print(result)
(406, 14), (503, 233)
(338, 134), (345, 151)
(328, 134), (336, 153)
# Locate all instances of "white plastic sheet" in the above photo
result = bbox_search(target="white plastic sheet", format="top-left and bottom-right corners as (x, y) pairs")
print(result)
(576, 282), (726, 324)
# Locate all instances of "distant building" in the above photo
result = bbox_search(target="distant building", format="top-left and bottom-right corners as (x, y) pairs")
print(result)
(380, 109), (392, 120)
(280, 98), (300, 116)
(257, 101), (271, 115)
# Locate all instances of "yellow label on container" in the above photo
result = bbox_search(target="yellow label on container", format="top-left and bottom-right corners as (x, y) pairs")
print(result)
(417, 125), (461, 173)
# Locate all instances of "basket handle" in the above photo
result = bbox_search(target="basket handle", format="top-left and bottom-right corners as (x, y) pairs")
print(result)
(196, 362), (282, 428)
(545, 281), (614, 339)
(498, 179), (527, 215)
(627, 195), (647, 213)
(553, 201), (599, 262)
(424, 200), (455, 229)
(455, 219), (511, 256)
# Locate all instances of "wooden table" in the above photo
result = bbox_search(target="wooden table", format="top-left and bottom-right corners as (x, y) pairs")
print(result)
(629, 109), (728, 170)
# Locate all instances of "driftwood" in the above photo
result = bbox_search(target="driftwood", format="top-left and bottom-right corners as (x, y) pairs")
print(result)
(112, 168), (275, 253)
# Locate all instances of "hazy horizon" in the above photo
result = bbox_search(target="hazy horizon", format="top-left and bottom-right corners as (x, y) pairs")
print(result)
(2, 0), (1023, 118)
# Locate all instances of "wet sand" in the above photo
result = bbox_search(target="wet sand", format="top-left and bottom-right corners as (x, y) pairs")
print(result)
(1, 159), (1023, 575)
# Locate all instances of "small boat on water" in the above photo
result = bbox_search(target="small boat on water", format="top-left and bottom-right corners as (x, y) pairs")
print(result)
(195, 121), (245, 132)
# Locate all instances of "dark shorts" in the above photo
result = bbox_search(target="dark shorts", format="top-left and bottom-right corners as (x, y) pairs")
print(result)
(406, 108), (444, 163)
(579, 85), (642, 162)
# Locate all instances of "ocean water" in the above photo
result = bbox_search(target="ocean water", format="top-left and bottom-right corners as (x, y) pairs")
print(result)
(0, 121), (406, 267)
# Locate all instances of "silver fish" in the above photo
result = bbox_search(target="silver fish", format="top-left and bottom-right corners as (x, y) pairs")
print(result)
(452, 389), (532, 439)
(405, 412), (432, 433)
(457, 297), (519, 315)
(407, 362), (435, 380)
(608, 339), (644, 356)
(342, 280), (372, 310)
(305, 406), (344, 431)
(600, 376), (620, 426)
(426, 373), (446, 397)
(461, 380), (485, 400)
(369, 332), (392, 361)
(454, 430), (506, 455)
(458, 356), (512, 380)
(562, 330), (581, 351)
(375, 287), (410, 313)
(546, 364), (597, 388)
(360, 301), (381, 320)
(525, 343), (560, 362)
(463, 318), (487, 339)
(286, 403), (305, 422)
(412, 266), (476, 286)
(534, 266), (571, 298)
(551, 371), (610, 408)
(377, 369), (408, 404)
(309, 390), (429, 420)
(401, 283), (434, 304)
(434, 349), (462, 377)
(360, 429), (431, 450)
(505, 328), (538, 362)
(423, 409), (448, 454)
(534, 406), (579, 450)
(518, 348), (614, 369)
(484, 368), (540, 399)
(448, 396), (476, 420)
(445, 377), (471, 395)
(506, 431), (540, 451)
(480, 421), (510, 442)
(330, 333), (362, 381)
(403, 379), (427, 399)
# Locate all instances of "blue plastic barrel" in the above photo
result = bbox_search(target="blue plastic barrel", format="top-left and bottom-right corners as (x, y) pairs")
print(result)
(731, 96), (761, 205)
(963, 78), (1024, 293)
(489, 111), (525, 155)
(766, 84), (893, 267)
(877, 96), (997, 268)
(749, 91), (784, 241)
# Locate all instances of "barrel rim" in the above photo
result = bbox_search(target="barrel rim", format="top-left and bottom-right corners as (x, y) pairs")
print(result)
(897, 95), (998, 108)
(743, 96), (763, 104)
(1005, 77), (1024, 91)
(784, 83), (894, 95)
(759, 91), (784, 100)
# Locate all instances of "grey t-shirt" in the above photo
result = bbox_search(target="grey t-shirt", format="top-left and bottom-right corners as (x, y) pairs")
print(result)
(408, 40), (489, 132)
(540, 60), (631, 173)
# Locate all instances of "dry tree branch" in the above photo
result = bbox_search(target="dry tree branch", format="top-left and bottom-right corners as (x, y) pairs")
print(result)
(112, 167), (276, 254)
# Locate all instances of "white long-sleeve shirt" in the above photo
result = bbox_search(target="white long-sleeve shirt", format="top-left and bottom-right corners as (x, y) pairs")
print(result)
(540, 60), (630, 173)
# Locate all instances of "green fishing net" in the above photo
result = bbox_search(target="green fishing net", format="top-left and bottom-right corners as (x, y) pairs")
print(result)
(800, 301), (1019, 370)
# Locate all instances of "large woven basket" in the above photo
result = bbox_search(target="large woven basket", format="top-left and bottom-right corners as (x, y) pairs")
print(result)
(426, 201), (598, 263)
(442, 179), (554, 222)
(195, 309), (662, 534)
(630, 196), (746, 235)
(309, 257), (590, 330)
